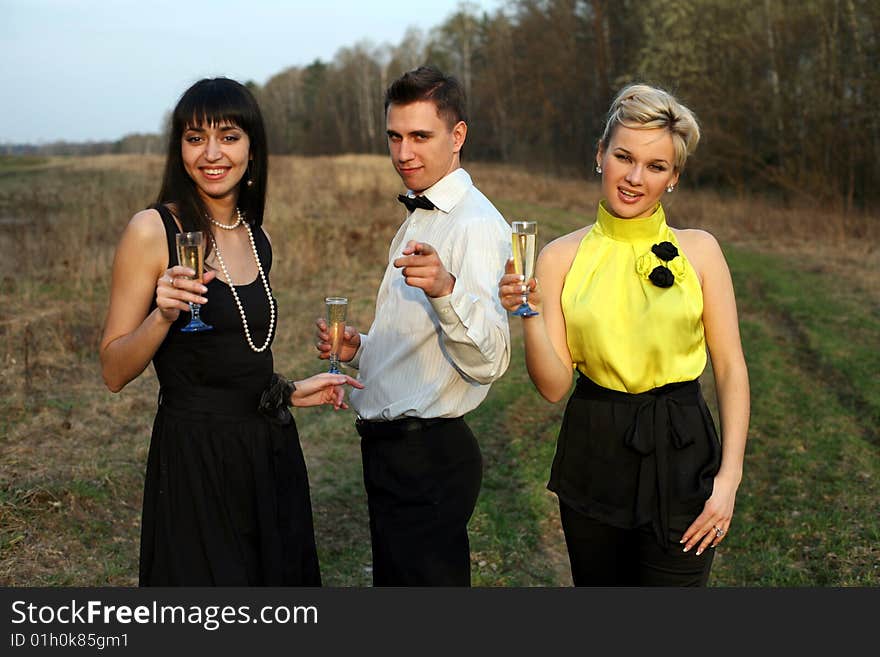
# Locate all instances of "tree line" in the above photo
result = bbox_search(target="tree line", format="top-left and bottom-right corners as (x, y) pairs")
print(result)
(1, 133), (164, 158)
(255, 0), (878, 209)
(9, 0), (876, 209)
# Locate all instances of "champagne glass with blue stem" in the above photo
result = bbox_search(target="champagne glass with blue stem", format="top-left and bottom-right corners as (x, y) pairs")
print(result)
(511, 220), (539, 317)
(175, 231), (213, 332)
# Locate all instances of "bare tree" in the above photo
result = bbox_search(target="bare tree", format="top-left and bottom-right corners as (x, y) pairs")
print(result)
(242, 0), (879, 205)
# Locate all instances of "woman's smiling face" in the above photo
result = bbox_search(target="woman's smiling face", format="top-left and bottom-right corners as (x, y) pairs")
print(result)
(597, 124), (679, 219)
(181, 121), (251, 203)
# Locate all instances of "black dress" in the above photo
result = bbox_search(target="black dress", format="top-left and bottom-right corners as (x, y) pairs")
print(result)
(138, 204), (321, 586)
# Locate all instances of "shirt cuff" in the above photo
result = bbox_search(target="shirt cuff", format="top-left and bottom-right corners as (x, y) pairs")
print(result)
(348, 333), (367, 370)
(428, 291), (463, 328)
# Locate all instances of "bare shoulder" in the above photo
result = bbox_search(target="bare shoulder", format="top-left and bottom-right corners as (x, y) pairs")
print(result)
(537, 224), (593, 282)
(672, 228), (727, 282)
(542, 224), (593, 260)
(116, 208), (169, 271)
(674, 227), (720, 249)
(674, 227), (725, 258)
(126, 207), (166, 239)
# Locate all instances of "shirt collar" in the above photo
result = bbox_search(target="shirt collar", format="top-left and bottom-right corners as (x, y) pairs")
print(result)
(408, 168), (472, 214)
(595, 200), (667, 242)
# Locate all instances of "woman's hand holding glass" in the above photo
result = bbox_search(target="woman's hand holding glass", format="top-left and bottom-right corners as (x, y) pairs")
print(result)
(174, 231), (214, 332)
(155, 265), (216, 324)
(498, 257), (542, 316)
(291, 372), (364, 411)
(509, 220), (539, 317)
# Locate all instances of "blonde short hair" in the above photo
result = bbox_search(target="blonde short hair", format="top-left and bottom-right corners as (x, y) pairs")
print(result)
(599, 84), (700, 171)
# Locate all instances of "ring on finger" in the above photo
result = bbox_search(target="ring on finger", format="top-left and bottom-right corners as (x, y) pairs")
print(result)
(714, 525), (725, 538)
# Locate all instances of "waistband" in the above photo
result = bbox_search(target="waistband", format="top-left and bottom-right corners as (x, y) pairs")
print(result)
(158, 386), (261, 417)
(573, 375), (701, 404)
(355, 416), (460, 439)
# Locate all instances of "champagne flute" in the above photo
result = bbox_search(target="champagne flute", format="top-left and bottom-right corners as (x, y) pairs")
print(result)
(325, 296), (348, 374)
(175, 231), (213, 332)
(511, 220), (539, 317)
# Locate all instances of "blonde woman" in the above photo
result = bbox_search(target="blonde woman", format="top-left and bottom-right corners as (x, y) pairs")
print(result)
(499, 84), (749, 586)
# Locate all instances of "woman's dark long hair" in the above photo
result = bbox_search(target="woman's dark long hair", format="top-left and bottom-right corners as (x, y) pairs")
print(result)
(157, 77), (269, 248)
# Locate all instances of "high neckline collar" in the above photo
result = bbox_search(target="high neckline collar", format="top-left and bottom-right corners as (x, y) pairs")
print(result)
(596, 200), (667, 242)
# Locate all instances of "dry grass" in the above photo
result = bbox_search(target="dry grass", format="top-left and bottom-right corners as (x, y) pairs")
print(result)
(0, 153), (876, 585)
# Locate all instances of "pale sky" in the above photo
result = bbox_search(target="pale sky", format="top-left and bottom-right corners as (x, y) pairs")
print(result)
(1, 0), (502, 144)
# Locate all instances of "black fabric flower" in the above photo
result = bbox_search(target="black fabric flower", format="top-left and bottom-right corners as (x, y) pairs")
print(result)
(258, 373), (296, 425)
(651, 241), (679, 262)
(649, 265), (675, 288)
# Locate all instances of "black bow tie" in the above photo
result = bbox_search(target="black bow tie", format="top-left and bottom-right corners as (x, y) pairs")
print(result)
(397, 193), (436, 213)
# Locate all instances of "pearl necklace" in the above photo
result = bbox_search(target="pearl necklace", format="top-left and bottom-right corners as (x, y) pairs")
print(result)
(210, 221), (276, 353)
(207, 207), (243, 230)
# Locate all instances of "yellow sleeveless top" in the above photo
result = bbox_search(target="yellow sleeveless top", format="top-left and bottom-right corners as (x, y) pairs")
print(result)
(561, 201), (706, 393)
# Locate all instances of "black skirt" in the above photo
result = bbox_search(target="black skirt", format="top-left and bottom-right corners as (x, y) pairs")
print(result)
(139, 387), (321, 586)
(548, 375), (722, 550)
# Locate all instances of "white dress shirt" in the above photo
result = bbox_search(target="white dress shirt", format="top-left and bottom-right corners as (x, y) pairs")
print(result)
(349, 168), (511, 421)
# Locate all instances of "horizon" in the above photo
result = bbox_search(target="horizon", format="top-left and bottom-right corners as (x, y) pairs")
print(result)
(2, 0), (503, 146)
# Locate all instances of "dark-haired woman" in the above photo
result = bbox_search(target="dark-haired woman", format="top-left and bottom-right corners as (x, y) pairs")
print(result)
(499, 84), (750, 586)
(100, 77), (361, 586)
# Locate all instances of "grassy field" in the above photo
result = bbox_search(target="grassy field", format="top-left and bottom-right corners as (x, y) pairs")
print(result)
(0, 154), (877, 586)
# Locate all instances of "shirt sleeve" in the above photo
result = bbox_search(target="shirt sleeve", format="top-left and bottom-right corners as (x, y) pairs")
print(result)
(427, 217), (511, 385)
(347, 332), (368, 371)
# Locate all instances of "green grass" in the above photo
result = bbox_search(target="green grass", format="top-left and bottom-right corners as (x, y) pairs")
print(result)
(467, 331), (569, 586)
(707, 246), (879, 585)
(297, 407), (373, 587)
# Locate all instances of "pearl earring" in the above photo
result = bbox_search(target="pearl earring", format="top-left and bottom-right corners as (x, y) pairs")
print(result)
(595, 165), (602, 174)
(666, 185), (675, 193)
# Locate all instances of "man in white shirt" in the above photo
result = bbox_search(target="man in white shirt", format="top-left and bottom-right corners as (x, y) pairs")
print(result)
(316, 65), (511, 586)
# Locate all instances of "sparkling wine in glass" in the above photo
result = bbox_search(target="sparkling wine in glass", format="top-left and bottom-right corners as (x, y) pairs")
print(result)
(325, 296), (348, 374)
(176, 231), (213, 332)
(511, 220), (539, 317)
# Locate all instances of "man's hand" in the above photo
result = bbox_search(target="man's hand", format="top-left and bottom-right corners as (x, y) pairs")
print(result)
(315, 318), (361, 362)
(393, 240), (455, 298)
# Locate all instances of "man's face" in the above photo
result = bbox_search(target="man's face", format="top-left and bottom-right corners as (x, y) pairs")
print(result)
(386, 100), (466, 194)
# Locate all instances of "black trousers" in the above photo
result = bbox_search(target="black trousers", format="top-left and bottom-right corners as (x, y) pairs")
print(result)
(357, 417), (482, 586)
(559, 500), (714, 586)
